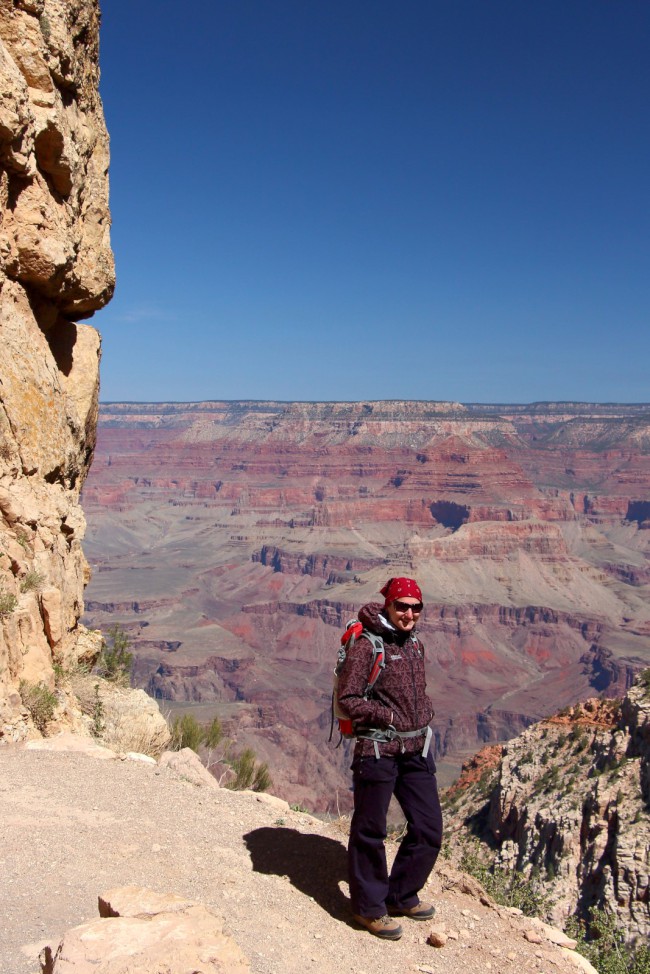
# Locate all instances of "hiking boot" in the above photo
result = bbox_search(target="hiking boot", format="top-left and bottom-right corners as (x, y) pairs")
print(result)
(352, 913), (403, 940)
(388, 900), (436, 921)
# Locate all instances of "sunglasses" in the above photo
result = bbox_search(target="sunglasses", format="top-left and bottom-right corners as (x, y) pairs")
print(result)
(393, 600), (423, 614)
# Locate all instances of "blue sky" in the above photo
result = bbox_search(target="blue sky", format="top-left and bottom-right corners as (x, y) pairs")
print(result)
(95, 1), (650, 403)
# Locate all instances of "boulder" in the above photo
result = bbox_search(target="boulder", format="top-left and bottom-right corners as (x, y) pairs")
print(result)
(40, 887), (250, 973)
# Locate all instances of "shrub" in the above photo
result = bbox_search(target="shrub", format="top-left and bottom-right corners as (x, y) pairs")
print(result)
(459, 838), (550, 918)
(19, 680), (57, 733)
(0, 590), (17, 617)
(568, 908), (650, 974)
(15, 530), (30, 550)
(91, 682), (105, 738)
(637, 669), (650, 693)
(226, 747), (271, 792)
(204, 715), (224, 749)
(95, 624), (133, 686)
(168, 713), (271, 792)
(170, 713), (206, 752)
(20, 570), (44, 593)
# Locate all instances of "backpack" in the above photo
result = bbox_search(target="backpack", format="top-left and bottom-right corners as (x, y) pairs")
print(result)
(329, 618), (386, 744)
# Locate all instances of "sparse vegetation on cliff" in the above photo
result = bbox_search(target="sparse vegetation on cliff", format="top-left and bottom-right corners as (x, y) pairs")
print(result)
(226, 747), (272, 792)
(169, 712), (271, 792)
(0, 589), (17, 617)
(568, 909), (650, 974)
(459, 836), (550, 918)
(19, 680), (58, 733)
(443, 681), (650, 952)
(20, 570), (45, 594)
(170, 714), (223, 752)
(95, 625), (134, 686)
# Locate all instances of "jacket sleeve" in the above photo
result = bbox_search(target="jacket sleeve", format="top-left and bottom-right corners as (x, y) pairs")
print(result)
(336, 635), (394, 730)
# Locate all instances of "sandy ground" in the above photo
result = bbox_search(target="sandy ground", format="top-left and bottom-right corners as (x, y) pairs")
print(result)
(1, 745), (587, 974)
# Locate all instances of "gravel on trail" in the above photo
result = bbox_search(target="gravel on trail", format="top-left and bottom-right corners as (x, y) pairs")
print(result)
(1, 745), (586, 974)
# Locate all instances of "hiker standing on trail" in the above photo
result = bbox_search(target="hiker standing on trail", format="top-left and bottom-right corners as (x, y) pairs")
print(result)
(337, 577), (442, 940)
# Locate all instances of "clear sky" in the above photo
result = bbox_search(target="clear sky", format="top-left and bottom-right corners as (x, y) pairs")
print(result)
(94, 1), (649, 404)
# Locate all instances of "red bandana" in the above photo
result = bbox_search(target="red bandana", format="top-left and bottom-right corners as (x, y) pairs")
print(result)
(380, 577), (423, 605)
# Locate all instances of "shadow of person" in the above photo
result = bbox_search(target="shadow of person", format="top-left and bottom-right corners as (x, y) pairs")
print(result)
(243, 827), (350, 920)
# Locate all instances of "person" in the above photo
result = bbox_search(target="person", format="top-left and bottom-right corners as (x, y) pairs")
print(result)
(337, 576), (443, 940)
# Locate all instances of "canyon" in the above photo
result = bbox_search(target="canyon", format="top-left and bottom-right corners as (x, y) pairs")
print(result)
(81, 400), (650, 809)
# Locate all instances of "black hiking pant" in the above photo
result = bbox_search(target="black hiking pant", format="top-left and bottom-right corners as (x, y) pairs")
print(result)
(348, 750), (443, 918)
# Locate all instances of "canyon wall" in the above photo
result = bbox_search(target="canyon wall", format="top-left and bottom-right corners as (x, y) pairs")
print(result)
(0, 0), (114, 739)
(82, 401), (650, 808)
(445, 678), (650, 946)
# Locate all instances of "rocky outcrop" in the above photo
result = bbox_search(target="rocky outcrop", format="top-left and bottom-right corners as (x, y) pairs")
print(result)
(41, 886), (250, 973)
(444, 677), (650, 947)
(0, 0), (114, 739)
(252, 544), (382, 582)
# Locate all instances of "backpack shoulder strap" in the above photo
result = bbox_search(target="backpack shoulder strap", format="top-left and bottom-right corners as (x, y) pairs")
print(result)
(335, 624), (385, 694)
(362, 631), (385, 696)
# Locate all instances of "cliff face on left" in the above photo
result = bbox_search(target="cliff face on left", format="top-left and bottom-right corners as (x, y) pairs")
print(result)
(0, 0), (114, 739)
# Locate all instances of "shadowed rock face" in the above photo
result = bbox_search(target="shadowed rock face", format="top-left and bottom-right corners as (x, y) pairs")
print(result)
(82, 401), (650, 808)
(0, 0), (114, 739)
(446, 682), (650, 947)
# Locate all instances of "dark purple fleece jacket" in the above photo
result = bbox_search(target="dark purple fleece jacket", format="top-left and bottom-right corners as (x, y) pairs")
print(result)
(337, 602), (434, 758)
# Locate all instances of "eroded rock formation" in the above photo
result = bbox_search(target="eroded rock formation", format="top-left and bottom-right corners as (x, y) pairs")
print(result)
(444, 678), (650, 946)
(0, 0), (114, 739)
(80, 400), (650, 808)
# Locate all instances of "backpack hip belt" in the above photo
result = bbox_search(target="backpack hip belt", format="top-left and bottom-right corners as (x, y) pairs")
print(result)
(356, 724), (432, 760)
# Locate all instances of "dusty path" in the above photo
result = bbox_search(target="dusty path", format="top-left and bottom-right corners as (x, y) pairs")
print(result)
(1, 745), (586, 974)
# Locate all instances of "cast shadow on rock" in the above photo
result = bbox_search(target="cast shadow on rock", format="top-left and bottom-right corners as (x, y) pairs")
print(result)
(243, 827), (349, 920)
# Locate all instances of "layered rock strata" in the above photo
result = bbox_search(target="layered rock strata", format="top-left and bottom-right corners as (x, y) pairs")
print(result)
(80, 400), (650, 808)
(0, 0), (114, 739)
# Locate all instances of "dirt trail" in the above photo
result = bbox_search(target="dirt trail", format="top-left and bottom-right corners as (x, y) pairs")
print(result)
(1, 746), (586, 974)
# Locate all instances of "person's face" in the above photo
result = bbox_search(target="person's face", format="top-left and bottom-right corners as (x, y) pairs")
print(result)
(385, 597), (423, 632)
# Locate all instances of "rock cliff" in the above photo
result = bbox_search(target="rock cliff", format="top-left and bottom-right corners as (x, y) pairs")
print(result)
(0, 0), (114, 739)
(444, 674), (650, 947)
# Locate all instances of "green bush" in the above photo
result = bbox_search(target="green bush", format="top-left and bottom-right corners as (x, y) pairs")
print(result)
(0, 590), (17, 617)
(20, 570), (44, 593)
(169, 714), (225, 752)
(170, 713), (206, 752)
(459, 838), (550, 918)
(19, 680), (57, 732)
(168, 713), (270, 792)
(204, 715), (224, 749)
(96, 624), (133, 686)
(226, 747), (271, 792)
(90, 682), (105, 738)
(568, 908), (650, 974)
